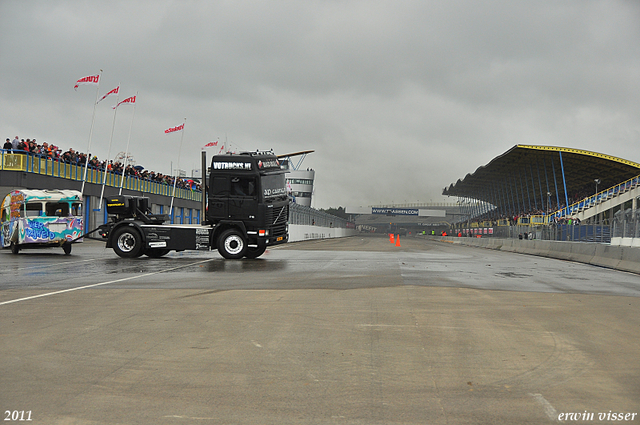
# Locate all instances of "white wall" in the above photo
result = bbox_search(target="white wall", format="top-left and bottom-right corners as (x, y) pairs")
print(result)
(288, 224), (357, 242)
(611, 237), (640, 247)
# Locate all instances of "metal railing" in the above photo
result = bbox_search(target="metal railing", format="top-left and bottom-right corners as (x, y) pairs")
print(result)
(1, 150), (201, 202)
(552, 174), (640, 220)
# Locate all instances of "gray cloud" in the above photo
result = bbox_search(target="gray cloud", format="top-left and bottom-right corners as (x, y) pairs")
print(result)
(2, 0), (639, 208)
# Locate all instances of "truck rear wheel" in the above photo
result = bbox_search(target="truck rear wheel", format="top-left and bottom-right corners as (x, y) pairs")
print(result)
(112, 227), (144, 258)
(217, 229), (247, 259)
(62, 243), (72, 255)
(10, 242), (20, 255)
(244, 245), (266, 259)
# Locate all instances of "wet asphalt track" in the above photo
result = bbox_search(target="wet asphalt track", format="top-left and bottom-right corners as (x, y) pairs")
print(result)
(1, 235), (639, 424)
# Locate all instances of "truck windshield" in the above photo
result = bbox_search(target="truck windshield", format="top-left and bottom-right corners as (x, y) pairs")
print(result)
(261, 173), (287, 200)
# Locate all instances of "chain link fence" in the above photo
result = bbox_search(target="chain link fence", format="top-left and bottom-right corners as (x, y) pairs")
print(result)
(289, 202), (353, 228)
(453, 224), (612, 243)
(612, 208), (640, 239)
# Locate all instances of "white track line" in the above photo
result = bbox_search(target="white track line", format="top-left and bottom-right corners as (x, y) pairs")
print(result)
(529, 393), (559, 422)
(0, 258), (214, 306)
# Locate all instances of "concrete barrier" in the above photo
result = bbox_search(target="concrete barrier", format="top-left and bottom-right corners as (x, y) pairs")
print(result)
(288, 224), (357, 242)
(618, 246), (640, 274)
(434, 236), (640, 275)
(590, 244), (620, 270)
(568, 242), (597, 265)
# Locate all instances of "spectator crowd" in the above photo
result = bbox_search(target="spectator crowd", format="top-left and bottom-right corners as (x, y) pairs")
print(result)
(3, 135), (201, 191)
(457, 180), (606, 228)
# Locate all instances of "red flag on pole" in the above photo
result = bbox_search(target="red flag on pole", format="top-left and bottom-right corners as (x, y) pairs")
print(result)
(165, 123), (185, 134)
(74, 74), (100, 90)
(113, 95), (136, 109)
(97, 86), (119, 104)
(203, 141), (218, 148)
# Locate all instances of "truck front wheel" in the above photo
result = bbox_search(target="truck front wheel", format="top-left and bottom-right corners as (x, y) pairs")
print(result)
(112, 227), (144, 258)
(217, 229), (247, 259)
(244, 245), (266, 259)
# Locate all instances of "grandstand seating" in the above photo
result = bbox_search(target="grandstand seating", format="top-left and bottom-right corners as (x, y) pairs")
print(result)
(552, 174), (640, 222)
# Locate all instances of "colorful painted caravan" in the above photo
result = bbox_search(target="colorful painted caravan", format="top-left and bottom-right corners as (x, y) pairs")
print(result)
(1, 189), (83, 254)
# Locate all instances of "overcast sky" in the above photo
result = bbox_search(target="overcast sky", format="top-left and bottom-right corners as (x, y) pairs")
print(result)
(2, 0), (639, 209)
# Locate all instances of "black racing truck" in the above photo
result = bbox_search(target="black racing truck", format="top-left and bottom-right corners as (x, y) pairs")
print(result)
(100, 151), (289, 259)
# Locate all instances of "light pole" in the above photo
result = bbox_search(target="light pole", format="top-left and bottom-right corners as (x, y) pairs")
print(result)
(594, 179), (601, 242)
(547, 192), (552, 222)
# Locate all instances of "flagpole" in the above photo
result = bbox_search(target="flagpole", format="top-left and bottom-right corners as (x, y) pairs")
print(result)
(99, 84), (120, 208)
(80, 69), (102, 196)
(169, 118), (186, 216)
(119, 92), (139, 195)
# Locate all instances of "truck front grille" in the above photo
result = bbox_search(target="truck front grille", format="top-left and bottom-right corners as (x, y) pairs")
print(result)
(271, 223), (287, 237)
(265, 204), (288, 226)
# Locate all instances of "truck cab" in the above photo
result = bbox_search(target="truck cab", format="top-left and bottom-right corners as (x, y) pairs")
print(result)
(205, 151), (289, 258)
(102, 151), (289, 259)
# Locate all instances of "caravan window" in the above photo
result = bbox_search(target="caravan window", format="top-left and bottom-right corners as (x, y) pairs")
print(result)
(26, 203), (43, 217)
(72, 202), (82, 216)
(46, 202), (69, 217)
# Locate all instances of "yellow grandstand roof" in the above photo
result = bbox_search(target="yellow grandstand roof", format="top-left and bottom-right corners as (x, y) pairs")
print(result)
(516, 145), (640, 168)
(442, 145), (640, 210)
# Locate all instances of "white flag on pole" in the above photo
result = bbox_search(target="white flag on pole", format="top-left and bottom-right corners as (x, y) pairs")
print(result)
(113, 95), (136, 109)
(97, 86), (119, 103)
(74, 74), (100, 90)
(164, 123), (184, 134)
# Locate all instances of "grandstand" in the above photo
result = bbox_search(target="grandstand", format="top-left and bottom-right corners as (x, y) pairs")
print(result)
(442, 145), (640, 243)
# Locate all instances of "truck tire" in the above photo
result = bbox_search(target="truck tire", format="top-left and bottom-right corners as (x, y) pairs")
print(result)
(10, 242), (20, 255)
(62, 243), (72, 255)
(244, 245), (266, 259)
(112, 226), (144, 258)
(217, 229), (247, 259)
(145, 248), (170, 258)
